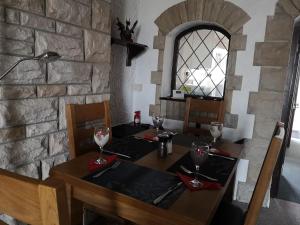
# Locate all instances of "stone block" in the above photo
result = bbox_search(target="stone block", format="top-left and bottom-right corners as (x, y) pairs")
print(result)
(20, 12), (55, 32)
(203, 0), (224, 23)
(2, 0), (44, 15)
(0, 135), (48, 168)
(224, 113), (238, 129)
(92, 0), (111, 33)
(149, 104), (161, 117)
(86, 94), (110, 104)
(186, 0), (204, 21)
(92, 63), (110, 93)
(224, 90), (233, 113)
(157, 50), (164, 71)
(265, 15), (293, 41)
(36, 31), (84, 61)
(0, 22), (34, 42)
(56, 22), (82, 39)
(230, 35), (247, 50)
(155, 85), (161, 105)
(0, 85), (36, 100)
(248, 91), (284, 120)
(155, 2), (187, 35)
(217, 1), (251, 34)
(151, 71), (162, 85)
(26, 121), (58, 138)
(41, 153), (68, 180)
(84, 30), (111, 63)
(15, 162), (40, 179)
(68, 84), (91, 95)
(253, 115), (277, 140)
(153, 35), (165, 50)
(5, 8), (20, 24)
(226, 75), (242, 90)
(278, 0), (300, 17)
(0, 127), (25, 143)
(260, 67), (287, 92)
(75, 0), (91, 5)
(49, 131), (68, 156)
(227, 51), (237, 75)
(0, 98), (58, 128)
(0, 55), (45, 84)
(37, 85), (66, 97)
(0, 37), (34, 56)
(48, 61), (92, 84)
(254, 42), (290, 67)
(0, 6), (4, 22)
(47, 0), (91, 27)
(59, 96), (85, 129)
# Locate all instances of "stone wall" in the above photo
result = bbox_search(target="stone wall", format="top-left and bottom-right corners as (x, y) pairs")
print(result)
(0, 0), (111, 184)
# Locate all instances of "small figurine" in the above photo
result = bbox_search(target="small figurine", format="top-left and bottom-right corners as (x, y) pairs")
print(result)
(116, 17), (138, 42)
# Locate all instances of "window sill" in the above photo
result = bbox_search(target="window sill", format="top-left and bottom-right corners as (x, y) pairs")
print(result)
(160, 96), (186, 102)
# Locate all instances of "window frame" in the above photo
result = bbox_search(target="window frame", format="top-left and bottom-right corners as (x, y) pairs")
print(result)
(171, 24), (231, 100)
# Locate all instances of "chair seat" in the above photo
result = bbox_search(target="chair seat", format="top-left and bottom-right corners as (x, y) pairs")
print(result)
(210, 201), (245, 225)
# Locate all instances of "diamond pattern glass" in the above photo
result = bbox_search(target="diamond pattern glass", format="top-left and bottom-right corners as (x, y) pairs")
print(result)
(174, 28), (230, 98)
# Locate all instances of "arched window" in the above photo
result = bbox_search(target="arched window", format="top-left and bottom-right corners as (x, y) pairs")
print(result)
(171, 25), (230, 99)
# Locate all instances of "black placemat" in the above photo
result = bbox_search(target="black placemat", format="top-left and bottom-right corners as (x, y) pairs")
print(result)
(173, 134), (213, 147)
(104, 136), (158, 161)
(167, 152), (237, 186)
(112, 123), (150, 138)
(83, 161), (186, 209)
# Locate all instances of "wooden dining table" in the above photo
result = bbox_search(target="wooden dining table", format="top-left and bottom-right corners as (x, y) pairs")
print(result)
(49, 129), (243, 225)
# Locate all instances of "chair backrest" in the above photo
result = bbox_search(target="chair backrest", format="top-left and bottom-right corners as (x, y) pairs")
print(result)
(66, 101), (112, 159)
(0, 169), (69, 225)
(183, 97), (225, 135)
(243, 122), (285, 225)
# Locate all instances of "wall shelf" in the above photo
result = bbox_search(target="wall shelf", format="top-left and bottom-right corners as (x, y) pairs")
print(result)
(111, 38), (148, 66)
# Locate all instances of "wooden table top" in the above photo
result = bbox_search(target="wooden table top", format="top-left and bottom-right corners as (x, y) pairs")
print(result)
(50, 130), (243, 225)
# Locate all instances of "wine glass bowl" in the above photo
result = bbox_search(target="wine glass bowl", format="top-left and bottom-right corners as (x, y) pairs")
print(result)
(152, 114), (164, 133)
(190, 142), (209, 188)
(209, 122), (223, 143)
(94, 127), (110, 165)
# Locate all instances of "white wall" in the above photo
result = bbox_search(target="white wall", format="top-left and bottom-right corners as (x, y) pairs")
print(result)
(131, 0), (278, 141)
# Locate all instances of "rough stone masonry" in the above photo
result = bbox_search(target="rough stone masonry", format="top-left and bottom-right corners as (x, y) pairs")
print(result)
(0, 0), (111, 183)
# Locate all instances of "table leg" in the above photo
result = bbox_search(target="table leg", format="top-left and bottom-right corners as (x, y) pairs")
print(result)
(65, 183), (83, 225)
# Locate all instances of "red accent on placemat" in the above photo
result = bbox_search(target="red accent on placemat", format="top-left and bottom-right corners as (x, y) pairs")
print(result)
(88, 155), (118, 172)
(210, 148), (231, 157)
(177, 172), (222, 192)
(144, 134), (158, 142)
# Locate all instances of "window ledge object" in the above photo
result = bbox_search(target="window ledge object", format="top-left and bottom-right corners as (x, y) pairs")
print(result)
(160, 96), (224, 102)
(111, 38), (148, 66)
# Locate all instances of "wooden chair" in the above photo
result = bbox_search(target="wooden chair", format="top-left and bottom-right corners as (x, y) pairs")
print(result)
(211, 122), (285, 225)
(183, 97), (225, 135)
(66, 101), (112, 160)
(0, 169), (69, 225)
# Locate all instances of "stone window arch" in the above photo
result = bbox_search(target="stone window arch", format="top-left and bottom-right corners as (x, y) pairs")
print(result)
(150, 0), (251, 129)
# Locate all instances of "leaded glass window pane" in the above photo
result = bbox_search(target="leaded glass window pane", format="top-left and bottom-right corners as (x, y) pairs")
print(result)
(173, 26), (230, 99)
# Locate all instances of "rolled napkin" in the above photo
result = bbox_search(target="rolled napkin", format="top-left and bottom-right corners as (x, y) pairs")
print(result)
(177, 172), (222, 192)
(144, 134), (159, 142)
(210, 148), (231, 157)
(88, 155), (118, 172)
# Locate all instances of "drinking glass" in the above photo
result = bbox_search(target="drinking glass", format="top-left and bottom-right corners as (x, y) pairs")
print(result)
(209, 122), (223, 143)
(190, 142), (209, 188)
(152, 114), (164, 134)
(94, 127), (110, 165)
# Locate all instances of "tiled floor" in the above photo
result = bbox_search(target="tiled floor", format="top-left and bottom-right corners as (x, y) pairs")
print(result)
(278, 138), (300, 204)
(236, 198), (300, 225)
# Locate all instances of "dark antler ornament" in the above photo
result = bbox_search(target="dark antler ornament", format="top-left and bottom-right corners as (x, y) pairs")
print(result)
(116, 17), (138, 42)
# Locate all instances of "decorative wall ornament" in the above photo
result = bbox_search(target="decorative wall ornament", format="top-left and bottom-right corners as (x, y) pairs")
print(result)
(116, 17), (138, 42)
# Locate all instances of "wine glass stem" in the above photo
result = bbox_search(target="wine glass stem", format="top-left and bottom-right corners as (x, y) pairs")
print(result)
(195, 165), (200, 182)
(99, 146), (104, 159)
(213, 137), (217, 143)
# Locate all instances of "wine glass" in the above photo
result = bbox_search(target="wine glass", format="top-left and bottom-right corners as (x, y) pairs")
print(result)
(94, 127), (110, 165)
(152, 114), (164, 134)
(190, 142), (209, 188)
(209, 122), (223, 144)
